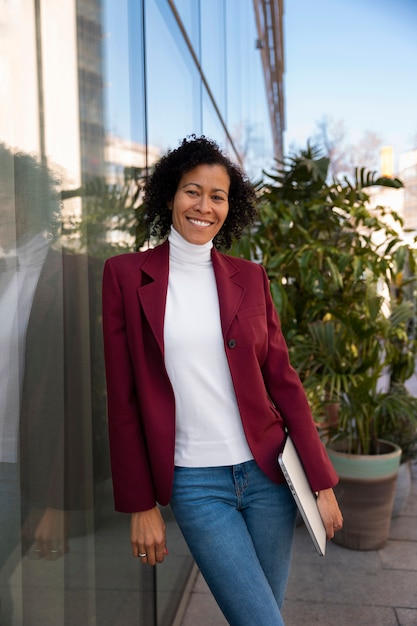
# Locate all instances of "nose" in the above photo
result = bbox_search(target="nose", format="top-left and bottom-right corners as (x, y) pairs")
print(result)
(197, 194), (211, 213)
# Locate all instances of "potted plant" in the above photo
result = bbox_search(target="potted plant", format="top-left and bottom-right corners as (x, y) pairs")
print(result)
(232, 145), (417, 549)
(294, 300), (417, 548)
(378, 295), (417, 517)
(380, 383), (417, 517)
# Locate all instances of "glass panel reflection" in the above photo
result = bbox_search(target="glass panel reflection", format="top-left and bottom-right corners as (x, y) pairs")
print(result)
(0, 144), (98, 624)
(1, 0), (277, 623)
(200, 0), (226, 117)
(146, 0), (202, 150)
(0, 0), (152, 621)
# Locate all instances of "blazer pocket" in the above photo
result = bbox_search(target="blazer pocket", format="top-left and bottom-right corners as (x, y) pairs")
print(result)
(237, 305), (266, 320)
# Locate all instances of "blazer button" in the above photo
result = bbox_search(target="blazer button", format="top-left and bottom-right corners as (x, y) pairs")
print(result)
(228, 339), (237, 349)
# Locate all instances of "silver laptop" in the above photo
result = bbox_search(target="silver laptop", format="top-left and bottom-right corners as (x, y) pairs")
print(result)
(278, 436), (327, 556)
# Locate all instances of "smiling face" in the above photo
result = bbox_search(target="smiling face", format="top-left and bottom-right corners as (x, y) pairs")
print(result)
(169, 163), (230, 245)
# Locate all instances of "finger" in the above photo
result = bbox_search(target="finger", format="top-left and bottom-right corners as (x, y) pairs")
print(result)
(136, 545), (168, 565)
(326, 524), (335, 541)
(28, 542), (45, 559)
(45, 546), (63, 561)
(146, 544), (164, 566)
(333, 519), (343, 532)
(146, 551), (157, 566)
(326, 518), (343, 540)
(155, 547), (167, 563)
(131, 540), (145, 558)
(137, 547), (148, 562)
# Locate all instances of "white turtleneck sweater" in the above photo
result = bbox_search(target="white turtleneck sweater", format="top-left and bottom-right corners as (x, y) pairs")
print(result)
(164, 227), (253, 467)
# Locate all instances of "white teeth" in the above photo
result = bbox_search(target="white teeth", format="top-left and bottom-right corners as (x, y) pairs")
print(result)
(189, 218), (211, 227)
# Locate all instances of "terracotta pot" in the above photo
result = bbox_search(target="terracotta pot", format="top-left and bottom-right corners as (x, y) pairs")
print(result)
(327, 439), (401, 550)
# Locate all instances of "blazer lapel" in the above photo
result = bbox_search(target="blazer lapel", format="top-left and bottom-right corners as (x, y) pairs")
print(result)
(137, 242), (169, 354)
(212, 249), (246, 336)
(137, 243), (246, 353)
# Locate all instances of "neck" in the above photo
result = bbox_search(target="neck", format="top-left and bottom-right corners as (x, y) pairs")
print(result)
(168, 227), (213, 265)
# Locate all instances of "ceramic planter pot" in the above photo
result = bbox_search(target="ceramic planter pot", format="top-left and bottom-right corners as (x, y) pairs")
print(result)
(327, 439), (401, 550)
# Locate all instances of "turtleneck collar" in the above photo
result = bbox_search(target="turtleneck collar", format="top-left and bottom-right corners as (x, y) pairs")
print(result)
(168, 226), (213, 266)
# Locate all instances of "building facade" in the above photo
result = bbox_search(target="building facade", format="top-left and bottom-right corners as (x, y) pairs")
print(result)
(0, 1), (284, 624)
(399, 149), (417, 232)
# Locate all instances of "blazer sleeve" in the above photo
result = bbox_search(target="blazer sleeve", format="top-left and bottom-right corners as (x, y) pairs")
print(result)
(259, 266), (338, 492)
(102, 258), (157, 512)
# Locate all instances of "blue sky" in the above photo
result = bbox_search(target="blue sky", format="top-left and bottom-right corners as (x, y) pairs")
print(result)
(284, 0), (417, 165)
(103, 0), (417, 175)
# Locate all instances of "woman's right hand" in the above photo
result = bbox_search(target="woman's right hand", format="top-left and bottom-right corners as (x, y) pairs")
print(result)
(130, 506), (168, 565)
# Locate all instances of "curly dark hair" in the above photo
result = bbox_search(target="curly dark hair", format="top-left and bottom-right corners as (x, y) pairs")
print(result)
(144, 135), (257, 249)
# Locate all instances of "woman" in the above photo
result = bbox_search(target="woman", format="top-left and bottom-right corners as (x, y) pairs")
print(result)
(102, 136), (342, 626)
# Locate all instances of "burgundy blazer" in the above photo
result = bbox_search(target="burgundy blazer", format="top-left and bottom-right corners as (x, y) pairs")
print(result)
(102, 241), (338, 513)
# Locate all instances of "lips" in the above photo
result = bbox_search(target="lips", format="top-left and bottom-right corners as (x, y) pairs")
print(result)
(187, 217), (213, 228)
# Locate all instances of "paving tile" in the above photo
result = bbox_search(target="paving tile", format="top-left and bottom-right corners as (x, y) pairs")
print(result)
(390, 516), (417, 541)
(380, 539), (417, 571)
(400, 491), (417, 516)
(282, 601), (398, 626)
(324, 568), (417, 608)
(180, 585), (227, 626)
(396, 607), (417, 626)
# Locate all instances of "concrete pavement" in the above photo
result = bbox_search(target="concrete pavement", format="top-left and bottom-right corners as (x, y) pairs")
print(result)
(178, 461), (417, 626)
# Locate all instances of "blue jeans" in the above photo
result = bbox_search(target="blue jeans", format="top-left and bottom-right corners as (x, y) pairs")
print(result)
(170, 460), (297, 626)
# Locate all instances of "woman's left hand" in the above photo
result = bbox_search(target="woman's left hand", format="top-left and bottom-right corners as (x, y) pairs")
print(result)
(316, 488), (343, 540)
(23, 508), (69, 559)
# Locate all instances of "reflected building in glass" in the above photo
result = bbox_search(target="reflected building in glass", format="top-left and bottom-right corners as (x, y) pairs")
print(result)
(400, 149), (417, 232)
(0, 1), (284, 624)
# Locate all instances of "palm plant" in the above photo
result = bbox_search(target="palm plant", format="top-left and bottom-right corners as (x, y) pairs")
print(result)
(233, 144), (417, 456)
(295, 300), (417, 455)
(61, 167), (149, 259)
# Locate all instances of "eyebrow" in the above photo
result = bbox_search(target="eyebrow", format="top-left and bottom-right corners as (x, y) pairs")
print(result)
(181, 182), (228, 195)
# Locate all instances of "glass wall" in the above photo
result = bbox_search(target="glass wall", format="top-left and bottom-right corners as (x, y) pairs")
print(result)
(0, 1), (275, 623)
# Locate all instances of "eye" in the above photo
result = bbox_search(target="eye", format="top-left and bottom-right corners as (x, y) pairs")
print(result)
(212, 194), (227, 202)
(186, 189), (198, 197)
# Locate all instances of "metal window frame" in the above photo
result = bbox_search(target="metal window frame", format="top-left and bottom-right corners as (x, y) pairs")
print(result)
(253, 0), (285, 161)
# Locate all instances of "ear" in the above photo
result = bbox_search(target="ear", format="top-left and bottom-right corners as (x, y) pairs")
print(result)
(167, 200), (173, 211)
